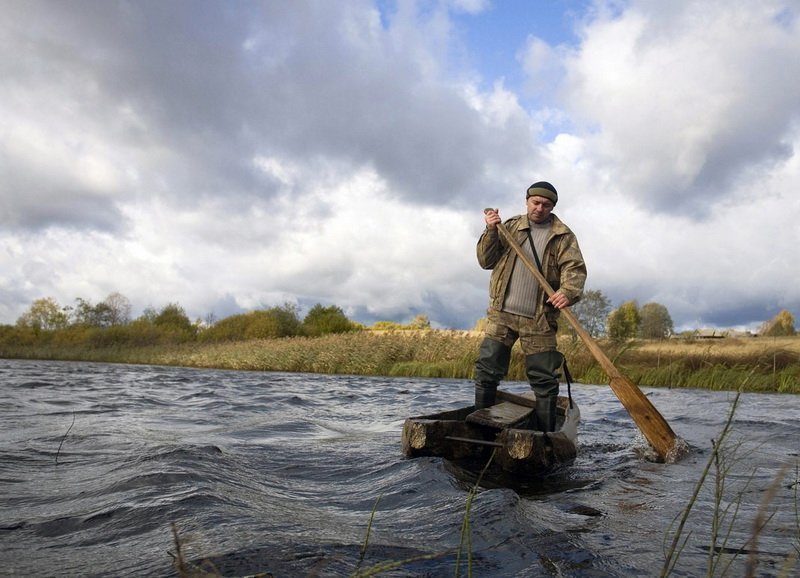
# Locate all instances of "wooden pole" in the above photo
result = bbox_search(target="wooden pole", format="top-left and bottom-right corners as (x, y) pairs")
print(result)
(495, 221), (682, 462)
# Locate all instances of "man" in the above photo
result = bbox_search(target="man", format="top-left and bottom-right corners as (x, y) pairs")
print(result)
(474, 181), (586, 432)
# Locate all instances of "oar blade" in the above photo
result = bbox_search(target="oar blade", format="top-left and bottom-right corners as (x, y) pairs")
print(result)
(608, 373), (686, 462)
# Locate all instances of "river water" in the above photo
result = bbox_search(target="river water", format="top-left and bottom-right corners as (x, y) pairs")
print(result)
(0, 359), (797, 577)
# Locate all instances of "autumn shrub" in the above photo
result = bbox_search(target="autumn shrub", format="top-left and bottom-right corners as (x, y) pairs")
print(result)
(302, 304), (357, 336)
(0, 324), (37, 347)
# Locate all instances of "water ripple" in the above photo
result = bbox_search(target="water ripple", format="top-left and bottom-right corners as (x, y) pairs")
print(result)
(0, 360), (797, 577)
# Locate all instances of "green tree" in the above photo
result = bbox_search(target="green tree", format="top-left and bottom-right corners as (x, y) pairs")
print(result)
(16, 297), (69, 332)
(198, 303), (303, 342)
(262, 302), (302, 337)
(639, 302), (674, 339)
(72, 298), (99, 326)
(302, 304), (355, 336)
(759, 310), (796, 337)
(569, 288), (612, 338)
(242, 311), (281, 339)
(153, 303), (196, 335)
(72, 293), (131, 327)
(198, 312), (255, 342)
(607, 300), (640, 340)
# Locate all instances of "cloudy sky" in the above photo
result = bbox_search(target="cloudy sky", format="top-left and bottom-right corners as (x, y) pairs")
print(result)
(2, 0), (798, 332)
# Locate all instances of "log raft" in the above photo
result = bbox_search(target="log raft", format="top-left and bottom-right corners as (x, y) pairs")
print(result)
(401, 392), (579, 476)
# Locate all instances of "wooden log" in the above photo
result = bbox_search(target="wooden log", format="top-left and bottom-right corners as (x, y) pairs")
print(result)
(401, 418), (488, 460)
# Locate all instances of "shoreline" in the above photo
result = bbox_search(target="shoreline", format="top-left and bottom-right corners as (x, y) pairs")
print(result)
(2, 330), (798, 394)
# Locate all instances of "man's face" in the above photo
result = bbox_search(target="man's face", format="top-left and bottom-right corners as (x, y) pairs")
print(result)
(526, 195), (555, 224)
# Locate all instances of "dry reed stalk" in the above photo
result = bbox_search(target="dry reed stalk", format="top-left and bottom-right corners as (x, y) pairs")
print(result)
(55, 411), (75, 465)
(661, 392), (741, 577)
(745, 463), (792, 577)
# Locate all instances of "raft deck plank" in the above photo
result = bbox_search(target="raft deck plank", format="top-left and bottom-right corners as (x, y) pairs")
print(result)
(465, 399), (535, 429)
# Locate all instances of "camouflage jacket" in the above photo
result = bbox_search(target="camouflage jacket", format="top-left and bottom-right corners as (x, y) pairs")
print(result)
(477, 213), (587, 324)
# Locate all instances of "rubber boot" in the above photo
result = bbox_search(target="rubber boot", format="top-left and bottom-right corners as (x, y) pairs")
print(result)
(534, 395), (558, 433)
(474, 384), (497, 410)
(473, 338), (512, 409)
(525, 351), (564, 432)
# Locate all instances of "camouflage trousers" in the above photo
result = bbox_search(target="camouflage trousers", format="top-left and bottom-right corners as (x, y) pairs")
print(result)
(475, 309), (564, 401)
(472, 309), (564, 429)
(483, 308), (557, 354)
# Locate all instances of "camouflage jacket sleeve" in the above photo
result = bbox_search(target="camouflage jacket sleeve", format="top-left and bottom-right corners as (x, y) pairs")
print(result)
(549, 224), (587, 305)
(476, 225), (505, 270)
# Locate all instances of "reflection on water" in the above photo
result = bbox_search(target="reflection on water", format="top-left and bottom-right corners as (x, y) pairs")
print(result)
(0, 359), (797, 577)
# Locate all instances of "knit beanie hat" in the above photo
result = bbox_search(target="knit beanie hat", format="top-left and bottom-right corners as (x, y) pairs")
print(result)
(526, 181), (558, 205)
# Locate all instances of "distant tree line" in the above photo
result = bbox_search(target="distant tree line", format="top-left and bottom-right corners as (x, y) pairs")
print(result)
(2, 293), (361, 348)
(608, 300), (675, 340)
(558, 290), (675, 340)
(2, 290), (796, 349)
(559, 289), (795, 340)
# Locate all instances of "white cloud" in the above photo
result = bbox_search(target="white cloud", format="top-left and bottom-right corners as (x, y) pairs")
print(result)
(556, 0), (800, 214)
(511, 0), (800, 330)
(447, 0), (491, 15)
(1, 0), (798, 334)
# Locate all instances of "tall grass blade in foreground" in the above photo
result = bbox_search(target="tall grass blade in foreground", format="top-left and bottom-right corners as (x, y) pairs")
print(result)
(661, 392), (741, 576)
(350, 495), (448, 577)
(661, 390), (799, 577)
(352, 451), (497, 578)
(55, 411), (76, 465)
(455, 449), (496, 578)
(358, 494), (382, 565)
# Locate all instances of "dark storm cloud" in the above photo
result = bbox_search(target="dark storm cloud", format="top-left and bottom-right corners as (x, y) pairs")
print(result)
(2, 0), (535, 236)
(698, 301), (798, 332)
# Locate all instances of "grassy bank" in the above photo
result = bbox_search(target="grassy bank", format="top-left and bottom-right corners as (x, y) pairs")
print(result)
(2, 331), (799, 393)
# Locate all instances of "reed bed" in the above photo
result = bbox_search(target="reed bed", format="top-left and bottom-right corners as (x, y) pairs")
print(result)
(617, 337), (800, 393)
(2, 331), (798, 393)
